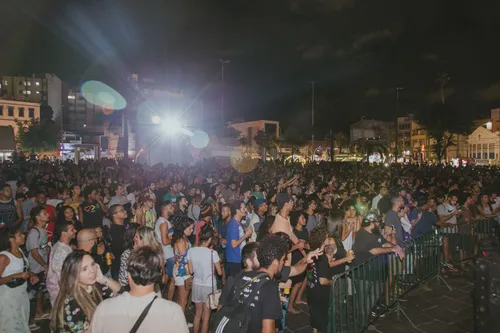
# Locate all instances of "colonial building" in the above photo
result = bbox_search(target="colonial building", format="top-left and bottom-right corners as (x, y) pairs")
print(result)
(0, 99), (40, 136)
(467, 126), (500, 165)
(230, 120), (280, 148)
(397, 116), (412, 159)
(0, 74), (65, 126)
(349, 118), (393, 144)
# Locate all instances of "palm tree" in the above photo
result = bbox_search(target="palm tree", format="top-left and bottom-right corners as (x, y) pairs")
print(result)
(254, 130), (271, 161)
(282, 126), (307, 161)
(333, 132), (348, 154)
(437, 72), (450, 104)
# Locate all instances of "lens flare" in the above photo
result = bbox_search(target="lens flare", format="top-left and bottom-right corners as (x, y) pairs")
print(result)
(190, 131), (210, 149)
(230, 148), (259, 173)
(81, 81), (127, 112)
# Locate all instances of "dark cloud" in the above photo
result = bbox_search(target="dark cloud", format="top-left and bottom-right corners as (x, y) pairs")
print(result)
(477, 83), (500, 102)
(300, 44), (328, 60)
(1, 0), (500, 127)
(352, 29), (394, 50)
(365, 88), (380, 98)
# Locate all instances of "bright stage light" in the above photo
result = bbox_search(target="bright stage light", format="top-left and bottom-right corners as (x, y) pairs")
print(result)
(151, 115), (161, 125)
(163, 118), (181, 134)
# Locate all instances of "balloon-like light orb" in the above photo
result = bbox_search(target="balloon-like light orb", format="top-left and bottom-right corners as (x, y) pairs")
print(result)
(81, 81), (127, 112)
(190, 131), (210, 149)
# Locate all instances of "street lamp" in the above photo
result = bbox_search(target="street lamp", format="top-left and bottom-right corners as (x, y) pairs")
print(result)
(151, 115), (192, 136)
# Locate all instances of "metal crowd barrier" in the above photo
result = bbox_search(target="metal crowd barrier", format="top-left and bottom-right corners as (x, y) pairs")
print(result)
(327, 218), (498, 333)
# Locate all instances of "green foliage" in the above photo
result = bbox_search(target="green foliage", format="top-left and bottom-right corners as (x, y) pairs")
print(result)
(222, 126), (242, 139)
(238, 136), (249, 146)
(40, 102), (54, 122)
(16, 119), (61, 153)
(333, 132), (349, 153)
(414, 103), (473, 162)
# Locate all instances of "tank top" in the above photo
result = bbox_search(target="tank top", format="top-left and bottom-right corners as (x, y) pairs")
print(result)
(174, 240), (191, 277)
(342, 231), (354, 251)
(145, 210), (157, 229)
(0, 251), (25, 278)
(0, 199), (17, 227)
(154, 217), (174, 260)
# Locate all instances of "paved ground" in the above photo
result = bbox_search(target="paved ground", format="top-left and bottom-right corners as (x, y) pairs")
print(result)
(280, 270), (475, 333)
(37, 271), (474, 333)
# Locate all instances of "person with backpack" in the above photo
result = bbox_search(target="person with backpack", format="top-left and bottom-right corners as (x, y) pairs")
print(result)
(211, 234), (288, 333)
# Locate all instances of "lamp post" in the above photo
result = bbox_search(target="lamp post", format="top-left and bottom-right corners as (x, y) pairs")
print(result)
(220, 59), (230, 127)
(311, 81), (315, 162)
(395, 86), (404, 162)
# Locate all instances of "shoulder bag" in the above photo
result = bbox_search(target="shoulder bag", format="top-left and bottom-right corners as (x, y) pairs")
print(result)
(207, 250), (222, 309)
(6, 253), (28, 288)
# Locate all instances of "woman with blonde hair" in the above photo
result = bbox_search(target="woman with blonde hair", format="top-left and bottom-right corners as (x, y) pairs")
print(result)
(135, 193), (157, 228)
(50, 250), (120, 333)
(119, 226), (164, 288)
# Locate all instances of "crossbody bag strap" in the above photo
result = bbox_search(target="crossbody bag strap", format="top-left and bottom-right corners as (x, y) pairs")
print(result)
(235, 272), (269, 302)
(129, 295), (157, 333)
(211, 250), (215, 294)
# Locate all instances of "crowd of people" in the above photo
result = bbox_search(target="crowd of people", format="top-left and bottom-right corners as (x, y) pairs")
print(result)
(0, 158), (499, 333)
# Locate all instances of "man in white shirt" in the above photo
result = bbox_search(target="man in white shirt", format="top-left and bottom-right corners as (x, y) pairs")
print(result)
(155, 201), (176, 300)
(437, 192), (462, 268)
(90, 247), (189, 333)
(371, 186), (388, 211)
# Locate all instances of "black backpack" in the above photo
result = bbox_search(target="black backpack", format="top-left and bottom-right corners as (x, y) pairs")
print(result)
(211, 272), (269, 333)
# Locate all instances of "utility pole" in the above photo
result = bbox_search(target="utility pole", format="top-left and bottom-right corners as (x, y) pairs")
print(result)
(395, 86), (404, 162)
(311, 81), (315, 162)
(220, 59), (230, 127)
(330, 129), (334, 164)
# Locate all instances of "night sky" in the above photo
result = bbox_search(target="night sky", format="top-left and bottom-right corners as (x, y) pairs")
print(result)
(1, 0), (500, 134)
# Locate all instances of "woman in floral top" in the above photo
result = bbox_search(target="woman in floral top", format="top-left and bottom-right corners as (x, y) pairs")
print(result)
(50, 250), (121, 333)
(172, 214), (194, 313)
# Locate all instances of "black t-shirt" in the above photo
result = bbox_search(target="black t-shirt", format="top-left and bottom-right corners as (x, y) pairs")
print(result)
(219, 271), (282, 333)
(109, 223), (126, 278)
(331, 244), (347, 276)
(306, 254), (331, 303)
(80, 200), (104, 229)
(292, 228), (309, 265)
(352, 228), (387, 281)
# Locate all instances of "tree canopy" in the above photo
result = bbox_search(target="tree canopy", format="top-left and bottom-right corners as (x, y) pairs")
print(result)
(17, 119), (61, 153)
(414, 103), (474, 162)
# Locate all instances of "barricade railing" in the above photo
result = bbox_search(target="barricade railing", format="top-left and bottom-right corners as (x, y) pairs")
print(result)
(327, 218), (497, 333)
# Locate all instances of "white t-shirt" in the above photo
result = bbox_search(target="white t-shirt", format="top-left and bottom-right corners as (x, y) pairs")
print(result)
(46, 199), (63, 208)
(154, 217), (173, 260)
(90, 292), (189, 333)
(437, 203), (457, 225)
(186, 247), (219, 287)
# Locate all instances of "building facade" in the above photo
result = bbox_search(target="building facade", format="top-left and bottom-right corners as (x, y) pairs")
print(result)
(349, 119), (393, 144)
(467, 126), (500, 165)
(397, 116), (412, 158)
(0, 74), (65, 125)
(65, 89), (105, 133)
(0, 99), (40, 136)
(230, 120), (280, 148)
